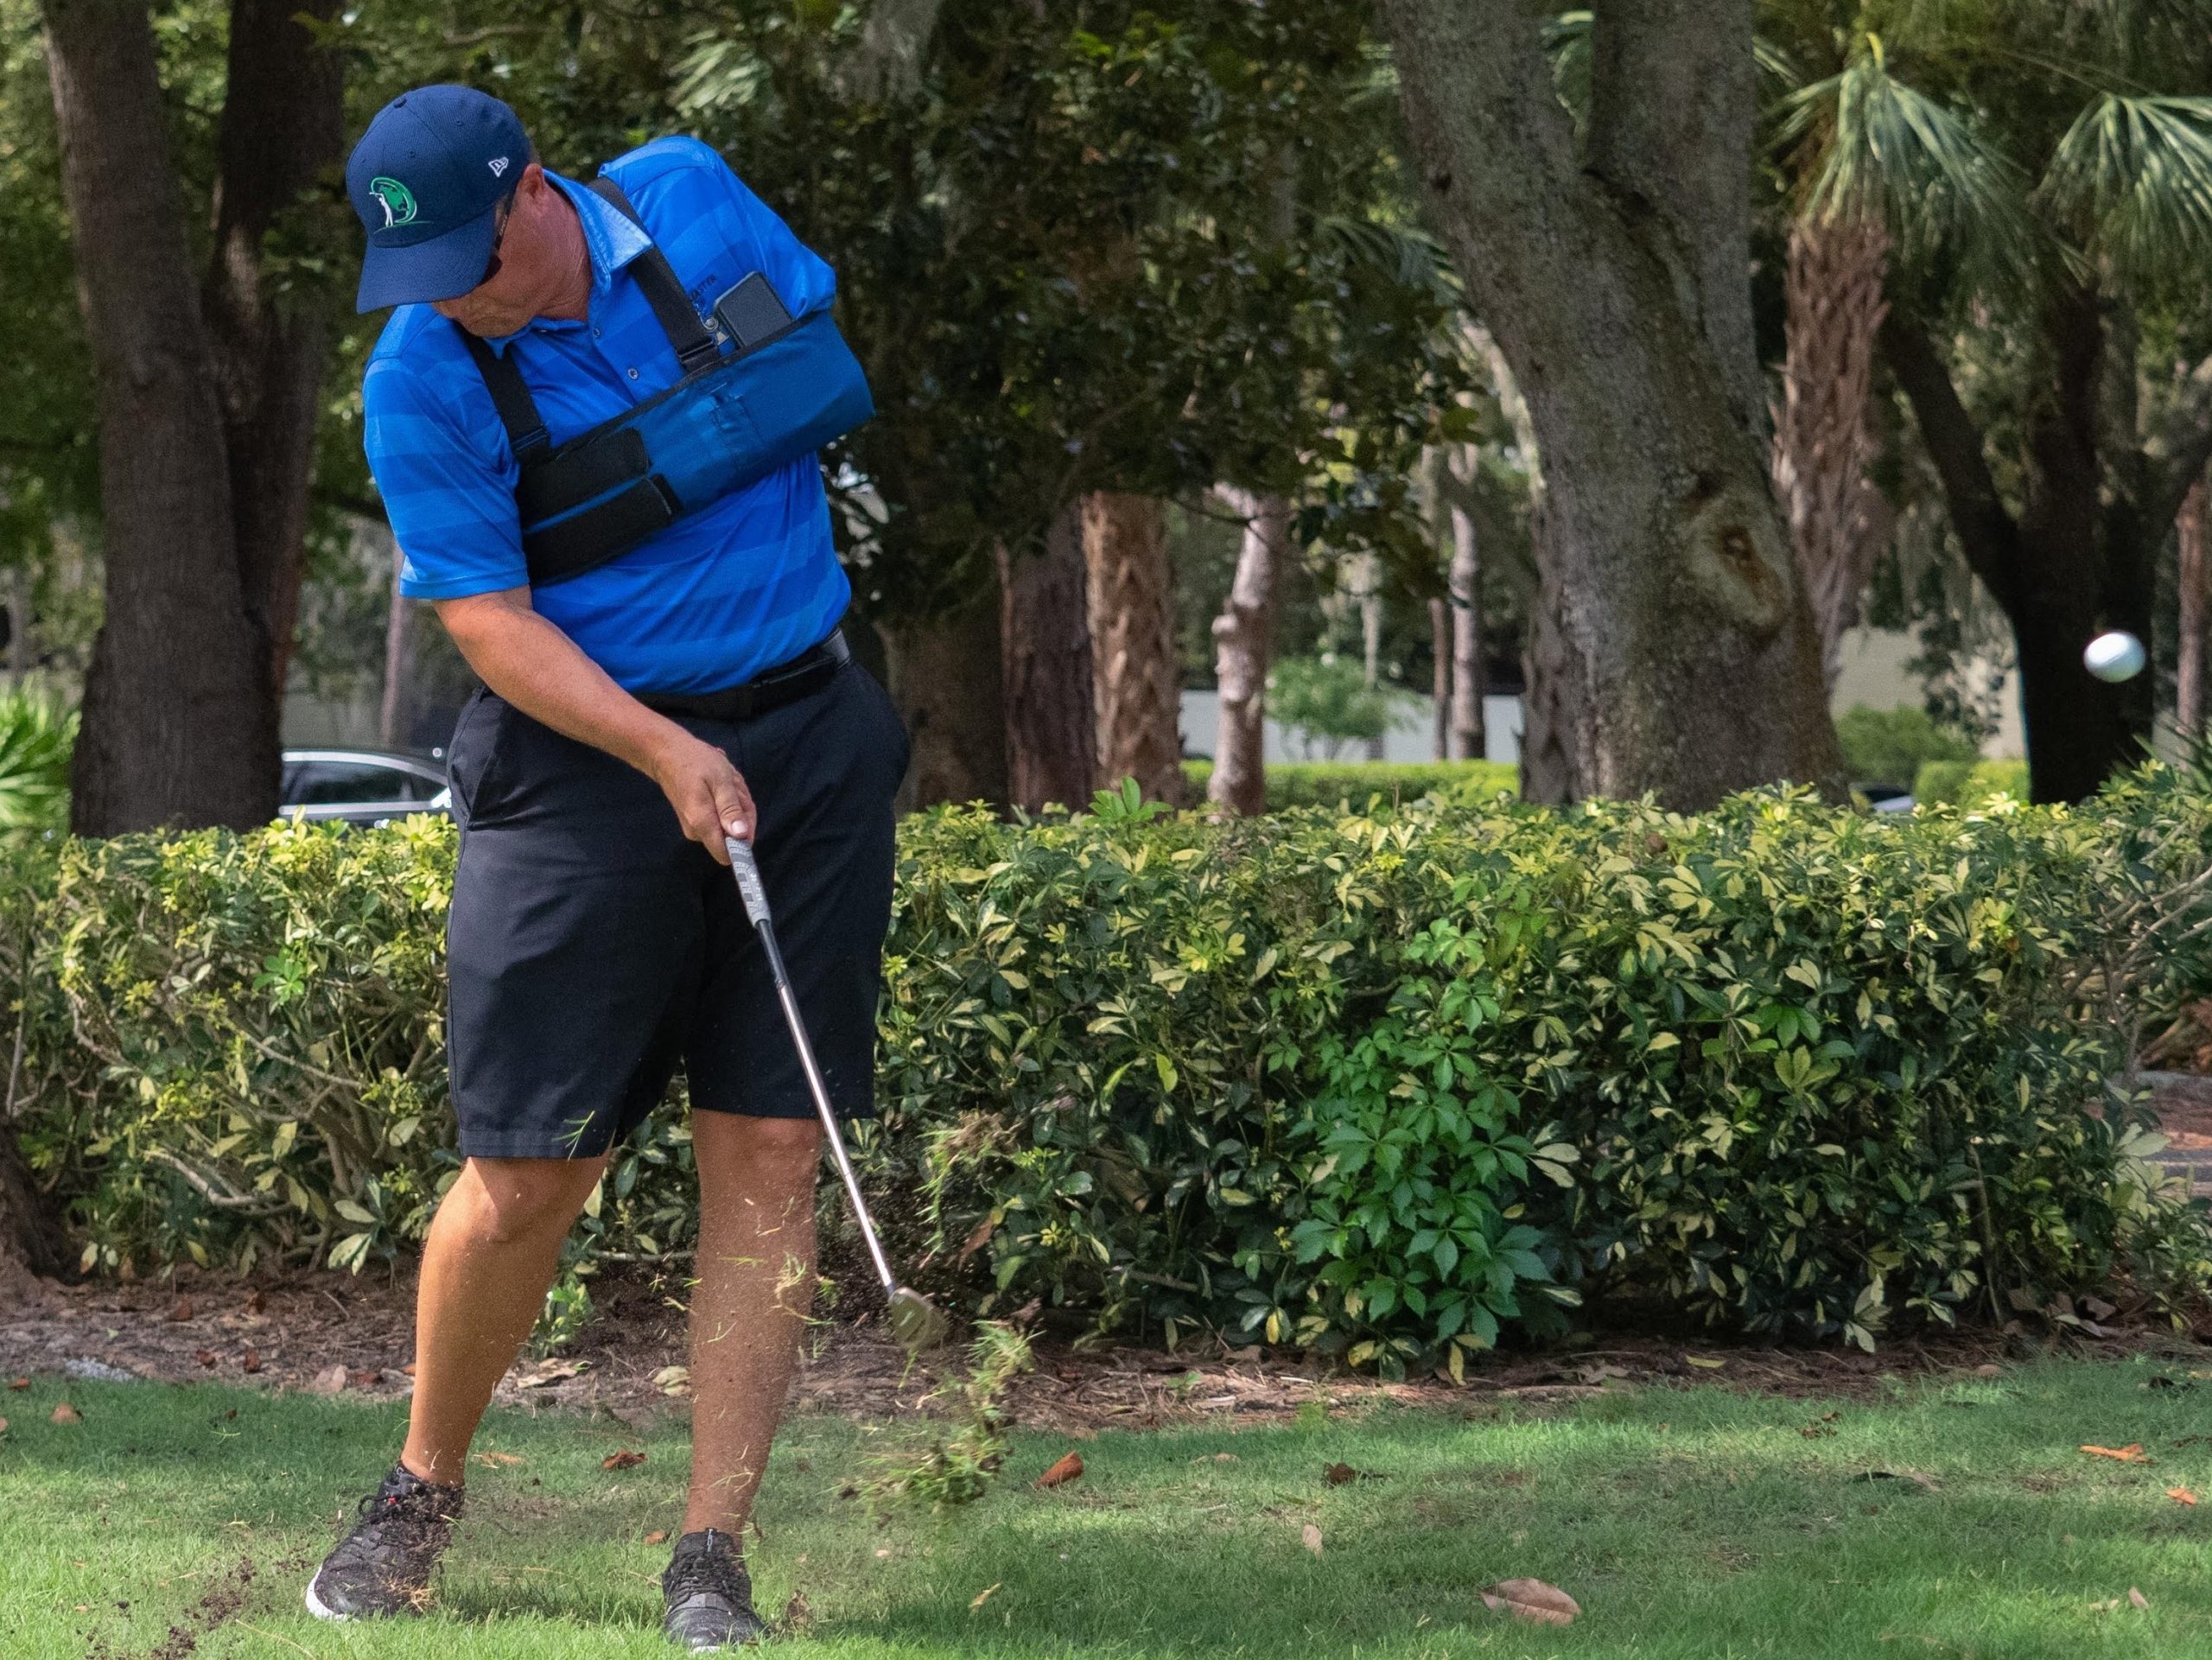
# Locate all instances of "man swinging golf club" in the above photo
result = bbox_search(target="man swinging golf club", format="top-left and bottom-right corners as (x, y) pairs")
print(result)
(308, 86), (912, 1649)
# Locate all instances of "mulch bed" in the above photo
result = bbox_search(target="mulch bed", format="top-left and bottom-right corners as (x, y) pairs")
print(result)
(4, 1259), (2206, 1434)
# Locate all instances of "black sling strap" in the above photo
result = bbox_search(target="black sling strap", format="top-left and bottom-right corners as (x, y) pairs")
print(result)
(458, 171), (724, 471)
(585, 177), (721, 374)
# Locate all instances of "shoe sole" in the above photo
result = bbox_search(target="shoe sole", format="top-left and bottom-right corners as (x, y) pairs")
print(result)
(303, 1573), (347, 1623)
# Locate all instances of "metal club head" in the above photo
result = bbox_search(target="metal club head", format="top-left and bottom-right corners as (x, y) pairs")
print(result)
(887, 1285), (950, 1352)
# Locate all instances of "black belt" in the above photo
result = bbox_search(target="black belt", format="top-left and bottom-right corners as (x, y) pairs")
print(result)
(638, 629), (849, 723)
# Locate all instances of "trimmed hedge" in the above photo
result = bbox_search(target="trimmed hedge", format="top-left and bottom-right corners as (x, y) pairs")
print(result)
(1179, 758), (1518, 811)
(8, 768), (2210, 1368)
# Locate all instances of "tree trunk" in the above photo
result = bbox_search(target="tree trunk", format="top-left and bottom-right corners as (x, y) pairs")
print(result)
(1084, 492), (1184, 804)
(375, 519), (412, 751)
(2179, 477), (2207, 741)
(1429, 595), (1450, 760)
(5, 566), (28, 685)
(997, 504), (1095, 811)
(45, 0), (276, 834)
(1210, 487), (1287, 814)
(204, 0), (345, 702)
(1446, 448), (1486, 760)
(1355, 554), (1386, 760)
(883, 590), (1007, 811)
(1882, 290), (2158, 802)
(1773, 213), (1893, 688)
(1381, 0), (1847, 809)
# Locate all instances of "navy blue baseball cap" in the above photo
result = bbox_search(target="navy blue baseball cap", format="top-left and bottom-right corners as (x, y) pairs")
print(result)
(346, 86), (529, 312)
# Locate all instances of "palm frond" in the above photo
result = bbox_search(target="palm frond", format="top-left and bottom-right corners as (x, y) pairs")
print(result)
(1313, 213), (1459, 300)
(1780, 38), (2041, 294)
(1542, 10), (1592, 133)
(0, 690), (73, 837)
(2045, 94), (2212, 285)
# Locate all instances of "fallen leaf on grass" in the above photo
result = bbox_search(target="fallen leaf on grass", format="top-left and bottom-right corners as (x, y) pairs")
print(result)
(1685, 1356), (1726, 1370)
(2132, 1587), (2150, 1609)
(644, 1530), (668, 1545)
(51, 1402), (80, 1424)
(1300, 1523), (1323, 1555)
(969, 1583), (1001, 1612)
(2169, 1487), (2198, 1505)
(781, 1591), (814, 1633)
(2082, 1443), (2151, 1463)
(516, 1358), (588, 1390)
(1481, 1578), (1580, 1625)
(308, 1364), (348, 1396)
(601, 1449), (647, 1471)
(241, 1348), (261, 1374)
(164, 1296), (194, 1323)
(0, 1417), (9, 1434)
(1324, 1462), (1357, 1485)
(653, 1366), (691, 1396)
(1035, 1451), (1084, 1489)
(1974, 1364), (2004, 1377)
(6, 1377), (26, 1390)
(473, 1451), (524, 1468)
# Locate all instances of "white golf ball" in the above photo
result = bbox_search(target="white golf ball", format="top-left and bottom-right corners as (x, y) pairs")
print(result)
(2083, 630), (2145, 684)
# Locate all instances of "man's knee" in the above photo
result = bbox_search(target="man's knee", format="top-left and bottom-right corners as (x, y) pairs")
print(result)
(447, 1156), (603, 1246)
(698, 1112), (819, 1170)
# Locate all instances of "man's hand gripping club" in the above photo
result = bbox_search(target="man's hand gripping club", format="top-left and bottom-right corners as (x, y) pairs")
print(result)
(435, 587), (756, 856)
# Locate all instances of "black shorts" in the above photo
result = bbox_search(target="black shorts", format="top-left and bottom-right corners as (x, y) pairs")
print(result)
(441, 654), (910, 1161)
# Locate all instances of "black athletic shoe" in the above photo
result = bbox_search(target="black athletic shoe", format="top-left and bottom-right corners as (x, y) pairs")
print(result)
(304, 1462), (463, 1621)
(661, 1528), (766, 1651)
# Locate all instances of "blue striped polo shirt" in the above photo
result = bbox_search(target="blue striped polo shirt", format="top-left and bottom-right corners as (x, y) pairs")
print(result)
(361, 136), (849, 696)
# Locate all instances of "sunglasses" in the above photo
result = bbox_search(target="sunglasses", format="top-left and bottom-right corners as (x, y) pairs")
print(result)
(477, 189), (518, 288)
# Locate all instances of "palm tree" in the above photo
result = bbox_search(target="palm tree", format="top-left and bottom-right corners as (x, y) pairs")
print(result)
(1763, 0), (2212, 798)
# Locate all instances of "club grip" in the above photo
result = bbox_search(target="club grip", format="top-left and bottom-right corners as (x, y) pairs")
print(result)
(724, 836), (771, 925)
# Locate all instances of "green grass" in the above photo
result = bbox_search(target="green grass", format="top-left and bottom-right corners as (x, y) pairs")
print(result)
(5, 1358), (2212, 1657)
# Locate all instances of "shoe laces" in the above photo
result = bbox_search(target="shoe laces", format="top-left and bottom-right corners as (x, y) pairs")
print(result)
(664, 1530), (748, 1605)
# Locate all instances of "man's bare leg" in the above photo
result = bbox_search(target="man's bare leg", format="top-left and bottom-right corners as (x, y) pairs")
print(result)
(682, 1111), (820, 1536)
(401, 1154), (609, 1485)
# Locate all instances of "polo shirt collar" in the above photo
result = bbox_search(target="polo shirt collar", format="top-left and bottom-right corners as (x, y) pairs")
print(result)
(480, 169), (653, 355)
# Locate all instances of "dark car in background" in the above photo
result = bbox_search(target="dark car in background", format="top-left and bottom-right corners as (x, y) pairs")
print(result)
(281, 747), (450, 827)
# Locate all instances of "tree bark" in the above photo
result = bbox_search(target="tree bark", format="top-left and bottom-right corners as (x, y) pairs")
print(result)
(998, 504), (1095, 811)
(1209, 487), (1287, 814)
(1429, 595), (1450, 760)
(1381, 0), (1847, 808)
(1446, 448), (1486, 760)
(883, 590), (1007, 811)
(1084, 492), (1184, 804)
(45, 0), (276, 834)
(2181, 477), (2208, 741)
(204, 0), (345, 701)
(1773, 213), (1893, 688)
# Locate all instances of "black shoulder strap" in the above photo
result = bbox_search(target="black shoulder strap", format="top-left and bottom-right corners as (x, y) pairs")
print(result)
(460, 328), (550, 461)
(588, 175), (721, 375)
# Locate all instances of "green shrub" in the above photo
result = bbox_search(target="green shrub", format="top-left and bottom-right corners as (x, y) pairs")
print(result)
(1834, 704), (1979, 787)
(1916, 758), (2033, 807)
(1180, 758), (1518, 811)
(1264, 655), (1413, 759)
(8, 768), (2209, 1367)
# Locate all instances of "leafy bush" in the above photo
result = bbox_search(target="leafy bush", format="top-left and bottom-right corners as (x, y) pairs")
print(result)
(8, 768), (2209, 1368)
(1834, 703), (1979, 788)
(1915, 758), (2034, 807)
(1180, 758), (1517, 811)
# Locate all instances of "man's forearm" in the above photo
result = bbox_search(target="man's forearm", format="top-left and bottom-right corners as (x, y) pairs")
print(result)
(434, 588), (680, 779)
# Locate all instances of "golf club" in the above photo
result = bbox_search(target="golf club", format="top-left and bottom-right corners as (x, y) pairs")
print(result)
(723, 834), (950, 1352)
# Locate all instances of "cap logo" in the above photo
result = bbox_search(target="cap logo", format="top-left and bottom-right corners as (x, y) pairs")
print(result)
(369, 176), (417, 229)
(487, 156), (510, 178)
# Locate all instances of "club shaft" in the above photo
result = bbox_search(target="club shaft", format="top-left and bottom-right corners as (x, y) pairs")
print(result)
(747, 909), (899, 1299)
